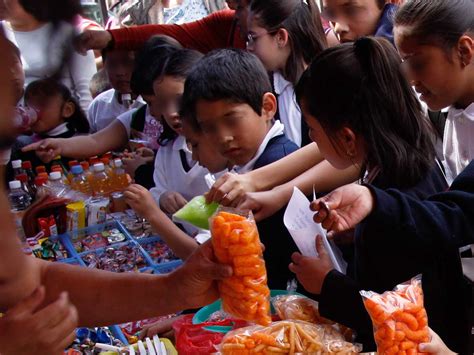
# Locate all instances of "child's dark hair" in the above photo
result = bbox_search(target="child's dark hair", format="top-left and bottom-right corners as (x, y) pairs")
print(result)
(130, 35), (183, 96)
(153, 49), (203, 146)
(181, 49), (272, 129)
(295, 37), (435, 187)
(250, 0), (327, 85)
(24, 78), (90, 134)
(394, 0), (474, 51)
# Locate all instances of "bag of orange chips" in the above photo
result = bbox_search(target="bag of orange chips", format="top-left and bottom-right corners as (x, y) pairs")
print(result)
(361, 276), (429, 355)
(210, 209), (271, 326)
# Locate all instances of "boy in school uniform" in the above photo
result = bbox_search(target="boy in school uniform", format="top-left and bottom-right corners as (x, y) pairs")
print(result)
(181, 49), (299, 289)
(87, 48), (143, 133)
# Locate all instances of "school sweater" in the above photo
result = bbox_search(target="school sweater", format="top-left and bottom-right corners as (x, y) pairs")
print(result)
(233, 121), (300, 290)
(110, 9), (245, 53)
(374, 4), (397, 45)
(317, 165), (465, 352)
(87, 89), (144, 133)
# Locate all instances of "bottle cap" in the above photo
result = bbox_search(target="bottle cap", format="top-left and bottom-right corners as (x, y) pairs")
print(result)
(80, 161), (90, 170)
(51, 166), (62, 173)
(35, 176), (48, 186)
(68, 160), (79, 168)
(16, 173), (28, 183)
(101, 157), (110, 165)
(114, 159), (123, 168)
(9, 180), (21, 189)
(22, 161), (32, 170)
(38, 172), (49, 178)
(36, 166), (46, 174)
(50, 171), (62, 180)
(71, 165), (84, 175)
(12, 160), (22, 169)
(94, 163), (105, 172)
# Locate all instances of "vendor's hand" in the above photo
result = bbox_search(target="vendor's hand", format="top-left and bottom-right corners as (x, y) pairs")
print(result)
(124, 184), (159, 219)
(75, 30), (112, 55)
(135, 147), (155, 162)
(289, 235), (334, 295)
(239, 189), (289, 222)
(139, 315), (185, 341)
(206, 172), (255, 206)
(167, 241), (233, 310)
(159, 191), (187, 215)
(419, 328), (456, 355)
(0, 287), (78, 355)
(22, 138), (65, 164)
(122, 155), (148, 179)
(311, 184), (374, 237)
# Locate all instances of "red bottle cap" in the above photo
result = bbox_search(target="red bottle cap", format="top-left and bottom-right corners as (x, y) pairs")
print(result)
(101, 157), (110, 165)
(22, 161), (32, 169)
(35, 176), (48, 186)
(16, 173), (28, 183)
(68, 160), (79, 168)
(38, 172), (49, 178)
(36, 166), (46, 174)
(80, 161), (90, 171)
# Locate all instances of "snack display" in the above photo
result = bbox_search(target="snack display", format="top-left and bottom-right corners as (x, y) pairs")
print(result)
(73, 228), (127, 252)
(65, 327), (124, 355)
(219, 320), (361, 355)
(211, 210), (271, 326)
(140, 240), (178, 264)
(361, 276), (429, 355)
(272, 295), (331, 325)
(29, 236), (68, 261)
(81, 244), (147, 272)
(173, 195), (219, 229)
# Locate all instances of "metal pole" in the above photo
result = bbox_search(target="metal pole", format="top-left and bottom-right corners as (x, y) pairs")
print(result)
(99, 0), (109, 25)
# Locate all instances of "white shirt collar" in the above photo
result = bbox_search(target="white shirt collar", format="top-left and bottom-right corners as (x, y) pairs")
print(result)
(233, 120), (286, 174)
(46, 122), (70, 137)
(273, 71), (292, 96)
(449, 102), (474, 122)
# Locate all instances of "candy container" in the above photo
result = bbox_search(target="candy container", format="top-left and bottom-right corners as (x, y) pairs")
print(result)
(361, 276), (429, 355)
(65, 327), (124, 354)
(210, 209), (271, 326)
(81, 244), (147, 272)
(141, 240), (178, 264)
(29, 237), (67, 261)
(73, 229), (126, 252)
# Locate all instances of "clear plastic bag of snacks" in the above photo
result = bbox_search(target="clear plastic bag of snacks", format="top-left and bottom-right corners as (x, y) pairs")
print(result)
(360, 275), (429, 355)
(218, 320), (361, 354)
(210, 208), (271, 326)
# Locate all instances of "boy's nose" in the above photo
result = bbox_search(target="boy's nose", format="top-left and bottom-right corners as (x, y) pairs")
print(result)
(333, 21), (349, 37)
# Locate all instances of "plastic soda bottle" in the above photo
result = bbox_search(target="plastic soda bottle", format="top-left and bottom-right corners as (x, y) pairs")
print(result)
(111, 159), (129, 191)
(91, 163), (111, 196)
(8, 180), (32, 240)
(70, 165), (92, 195)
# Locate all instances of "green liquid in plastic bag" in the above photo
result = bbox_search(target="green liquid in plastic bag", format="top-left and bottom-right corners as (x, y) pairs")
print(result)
(173, 196), (219, 230)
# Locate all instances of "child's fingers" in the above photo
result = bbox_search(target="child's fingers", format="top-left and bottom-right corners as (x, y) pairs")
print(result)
(220, 187), (242, 207)
(7, 286), (46, 318)
(174, 193), (188, 209)
(315, 235), (328, 258)
(33, 292), (74, 329)
(207, 173), (230, 203)
(22, 140), (45, 152)
(47, 305), (79, 350)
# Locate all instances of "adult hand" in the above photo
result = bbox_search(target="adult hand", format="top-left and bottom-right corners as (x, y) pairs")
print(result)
(206, 172), (255, 207)
(239, 189), (288, 222)
(22, 138), (65, 164)
(419, 328), (456, 355)
(289, 235), (334, 295)
(75, 30), (113, 55)
(0, 287), (78, 355)
(159, 191), (188, 215)
(167, 241), (232, 310)
(124, 184), (159, 220)
(122, 155), (148, 179)
(311, 184), (375, 236)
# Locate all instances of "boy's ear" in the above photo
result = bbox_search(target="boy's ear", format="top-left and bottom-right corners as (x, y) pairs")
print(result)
(276, 28), (289, 48)
(261, 92), (277, 121)
(458, 34), (474, 67)
(335, 127), (358, 158)
(61, 101), (75, 119)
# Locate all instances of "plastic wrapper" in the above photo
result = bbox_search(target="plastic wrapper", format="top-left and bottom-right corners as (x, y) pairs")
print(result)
(211, 209), (271, 326)
(219, 320), (361, 354)
(173, 195), (219, 230)
(360, 276), (429, 355)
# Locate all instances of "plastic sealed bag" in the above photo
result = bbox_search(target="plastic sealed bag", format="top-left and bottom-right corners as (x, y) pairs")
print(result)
(173, 195), (219, 230)
(360, 276), (429, 355)
(210, 208), (271, 326)
(218, 320), (361, 354)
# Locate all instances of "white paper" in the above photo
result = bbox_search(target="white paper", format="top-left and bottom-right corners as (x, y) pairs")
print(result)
(284, 187), (347, 274)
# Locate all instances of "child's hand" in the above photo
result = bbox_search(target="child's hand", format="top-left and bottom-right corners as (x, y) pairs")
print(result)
(22, 138), (64, 164)
(160, 191), (188, 215)
(122, 155), (148, 179)
(206, 172), (256, 206)
(419, 328), (457, 355)
(124, 184), (159, 220)
(239, 189), (289, 222)
(289, 235), (334, 295)
(135, 147), (155, 163)
(138, 315), (185, 342)
(0, 286), (78, 355)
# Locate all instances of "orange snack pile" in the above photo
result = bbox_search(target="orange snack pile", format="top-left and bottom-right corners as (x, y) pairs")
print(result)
(220, 320), (361, 355)
(361, 277), (429, 355)
(211, 210), (271, 326)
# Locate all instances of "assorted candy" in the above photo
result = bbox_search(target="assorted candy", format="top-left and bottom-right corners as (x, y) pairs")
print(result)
(82, 244), (147, 272)
(73, 229), (127, 252)
(141, 240), (177, 264)
(27, 235), (68, 261)
(119, 314), (177, 342)
(64, 327), (124, 355)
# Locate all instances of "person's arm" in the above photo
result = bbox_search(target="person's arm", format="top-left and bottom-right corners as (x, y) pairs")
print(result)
(76, 10), (237, 54)
(69, 48), (97, 111)
(22, 120), (128, 161)
(124, 184), (198, 260)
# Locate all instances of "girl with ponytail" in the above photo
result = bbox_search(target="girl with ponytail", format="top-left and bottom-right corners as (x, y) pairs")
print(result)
(246, 0), (327, 147)
(291, 37), (465, 351)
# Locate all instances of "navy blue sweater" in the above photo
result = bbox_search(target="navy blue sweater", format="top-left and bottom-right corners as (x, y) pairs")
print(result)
(253, 134), (300, 290)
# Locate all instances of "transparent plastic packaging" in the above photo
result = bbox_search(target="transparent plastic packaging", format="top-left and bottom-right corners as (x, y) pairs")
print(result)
(173, 195), (219, 229)
(219, 320), (361, 354)
(210, 209), (271, 326)
(360, 276), (429, 355)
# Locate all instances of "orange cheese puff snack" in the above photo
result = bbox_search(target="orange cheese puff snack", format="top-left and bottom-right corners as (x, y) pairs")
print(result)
(211, 209), (271, 326)
(219, 320), (361, 355)
(360, 276), (429, 355)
